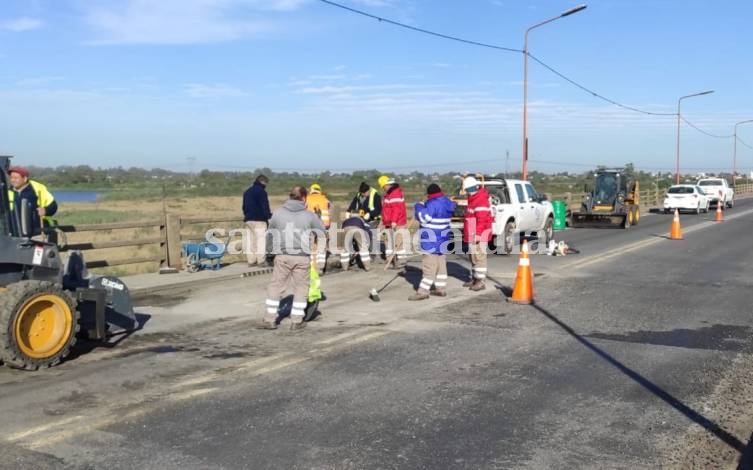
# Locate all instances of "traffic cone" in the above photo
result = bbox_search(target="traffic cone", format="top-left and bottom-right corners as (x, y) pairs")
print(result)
(508, 240), (534, 304)
(669, 209), (683, 240)
(714, 202), (724, 222)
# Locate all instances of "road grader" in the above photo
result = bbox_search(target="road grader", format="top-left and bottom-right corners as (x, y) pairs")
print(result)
(0, 156), (137, 370)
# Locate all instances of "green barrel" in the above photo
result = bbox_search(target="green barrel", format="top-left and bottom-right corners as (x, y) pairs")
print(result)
(552, 200), (567, 231)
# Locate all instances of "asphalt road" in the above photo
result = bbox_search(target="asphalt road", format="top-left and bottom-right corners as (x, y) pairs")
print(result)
(1, 199), (753, 469)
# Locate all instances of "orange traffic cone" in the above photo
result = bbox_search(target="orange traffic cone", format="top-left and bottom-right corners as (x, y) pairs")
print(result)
(508, 240), (534, 304)
(669, 209), (683, 240)
(714, 202), (724, 222)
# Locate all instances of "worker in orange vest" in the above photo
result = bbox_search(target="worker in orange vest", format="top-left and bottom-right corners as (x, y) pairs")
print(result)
(305, 183), (332, 274)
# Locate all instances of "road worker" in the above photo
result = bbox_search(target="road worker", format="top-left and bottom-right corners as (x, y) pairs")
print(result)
(305, 183), (332, 274)
(263, 186), (325, 330)
(339, 215), (372, 271)
(243, 174), (272, 267)
(379, 175), (408, 269)
(410, 183), (456, 300)
(346, 181), (381, 228)
(462, 176), (493, 291)
(8, 166), (58, 239)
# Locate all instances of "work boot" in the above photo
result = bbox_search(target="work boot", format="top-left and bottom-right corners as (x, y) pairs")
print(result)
(430, 289), (447, 297)
(362, 264), (371, 272)
(469, 280), (486, 291)
(284, 315), (306, 331)
(408, 291), (430, 301)
(462, 279), (475, 288)
(261, 314), (277, 329)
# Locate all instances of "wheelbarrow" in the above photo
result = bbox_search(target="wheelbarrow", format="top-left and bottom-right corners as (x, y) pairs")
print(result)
(182, 238), (228, 273)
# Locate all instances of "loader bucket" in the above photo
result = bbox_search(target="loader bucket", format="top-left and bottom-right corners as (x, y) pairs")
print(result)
(570, 213), (626, 229)
(78, 276), (138, 337)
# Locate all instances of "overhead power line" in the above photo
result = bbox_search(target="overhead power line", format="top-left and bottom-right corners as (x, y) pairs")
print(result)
(680, 117), (734, 139)
(526, 53), (676, 116)
(738, 136), (753, 150)
(319, 0), (742, 146)
(318, 0), (522, 53)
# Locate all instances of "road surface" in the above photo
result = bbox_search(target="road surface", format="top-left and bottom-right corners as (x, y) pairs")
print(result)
(1, 200), (752, 469)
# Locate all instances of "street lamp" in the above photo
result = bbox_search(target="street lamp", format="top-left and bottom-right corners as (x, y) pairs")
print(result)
(675, 90), (714, 184)
(522, 4), (587, 181)
(733, 119), (753, 187)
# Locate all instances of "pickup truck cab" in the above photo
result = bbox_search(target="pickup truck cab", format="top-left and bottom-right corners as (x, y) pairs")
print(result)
(696, 178), (734, 208)
(451, 176), (554, 253)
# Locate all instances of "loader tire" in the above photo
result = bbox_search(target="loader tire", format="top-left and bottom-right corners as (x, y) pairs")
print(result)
(0, 281), (79, 370)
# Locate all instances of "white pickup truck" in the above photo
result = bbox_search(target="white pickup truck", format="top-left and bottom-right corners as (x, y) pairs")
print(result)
(697, 178), (734, 208)
(451, 176), (554, 253)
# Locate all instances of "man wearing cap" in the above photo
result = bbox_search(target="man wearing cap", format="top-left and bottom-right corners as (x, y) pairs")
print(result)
(410, 184), (456, 300)
(462, 176), (493, 291)
(379, 175), (408, 269)
(7, 166), (57, 237)
(346, 181), (382, 228)
(305, 183), (332, 274)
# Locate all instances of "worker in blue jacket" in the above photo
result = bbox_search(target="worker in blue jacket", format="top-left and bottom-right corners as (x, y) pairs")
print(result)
(243, 175), (272, 266)
(410, 183), (456, 300)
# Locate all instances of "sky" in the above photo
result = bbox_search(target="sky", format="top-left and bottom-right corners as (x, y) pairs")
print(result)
(1, 0), (752, 175)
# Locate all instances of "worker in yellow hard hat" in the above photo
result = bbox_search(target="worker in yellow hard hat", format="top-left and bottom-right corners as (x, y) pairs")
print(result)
(305, 183), (332, 274)
(379, 175), (408, 269)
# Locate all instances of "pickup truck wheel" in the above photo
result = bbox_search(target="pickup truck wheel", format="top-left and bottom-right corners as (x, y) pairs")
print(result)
(543, 217), (553, 244)
(703, 201), (710, 213)
(727, 198), (734, 209)
(503, 222), (514, 254)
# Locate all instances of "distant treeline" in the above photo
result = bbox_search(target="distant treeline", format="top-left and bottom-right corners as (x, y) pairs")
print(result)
(27, 163), (690, 201)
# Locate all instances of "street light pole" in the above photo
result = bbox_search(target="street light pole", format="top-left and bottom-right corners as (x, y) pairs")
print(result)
(733, 119), (753, 188)
(675, 90), (714, 184)
(522, 4), (586, 181)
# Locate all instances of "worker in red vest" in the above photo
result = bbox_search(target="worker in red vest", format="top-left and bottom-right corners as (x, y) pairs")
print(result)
(379, 175), (408, 269)
(462, 176), (493, 291)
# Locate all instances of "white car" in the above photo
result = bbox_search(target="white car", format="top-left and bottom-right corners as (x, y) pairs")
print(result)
(663, 185), (710, 214)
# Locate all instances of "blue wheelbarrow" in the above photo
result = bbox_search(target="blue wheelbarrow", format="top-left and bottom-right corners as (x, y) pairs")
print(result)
(182, 238), (227, 272)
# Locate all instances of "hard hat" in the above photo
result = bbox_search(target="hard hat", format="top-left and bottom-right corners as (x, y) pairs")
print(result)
(378, 175), (394, 189)
(462, 176), (479, 190)
(310, 183), (322, 193)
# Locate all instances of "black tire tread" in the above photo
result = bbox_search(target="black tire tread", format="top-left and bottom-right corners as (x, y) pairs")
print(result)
(0, 280), (79, 371)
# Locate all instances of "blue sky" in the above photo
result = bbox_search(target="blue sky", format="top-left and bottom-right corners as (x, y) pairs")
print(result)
(1, 0), (752, 174)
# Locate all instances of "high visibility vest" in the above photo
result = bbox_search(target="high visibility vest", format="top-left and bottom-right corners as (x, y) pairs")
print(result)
(367, 188), (377, 212)
(305, 192), (331, 227)
(8, 180), (56, 224)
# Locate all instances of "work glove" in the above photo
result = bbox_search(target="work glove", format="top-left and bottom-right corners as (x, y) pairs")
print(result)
(345, 212), (352, 219)
(364, 213), (371, 221)
(390, 222), (397, 230)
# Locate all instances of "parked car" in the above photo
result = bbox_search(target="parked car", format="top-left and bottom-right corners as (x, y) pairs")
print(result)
(451, 175), (554, 253)
(663, 185), (710, 214)
(696, 177), (734, 208)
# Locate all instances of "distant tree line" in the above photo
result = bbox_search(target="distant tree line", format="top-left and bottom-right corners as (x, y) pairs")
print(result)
(26, 163), (709, 202)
